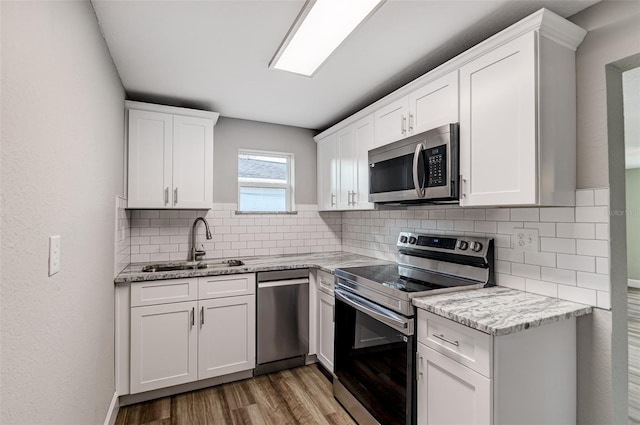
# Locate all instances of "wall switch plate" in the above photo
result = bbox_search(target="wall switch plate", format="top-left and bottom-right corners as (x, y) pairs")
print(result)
(49, 235), (61, 276)
(513, 228), (539, 252)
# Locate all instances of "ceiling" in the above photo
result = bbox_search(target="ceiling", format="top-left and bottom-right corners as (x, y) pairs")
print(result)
(92, 0), (599, 131)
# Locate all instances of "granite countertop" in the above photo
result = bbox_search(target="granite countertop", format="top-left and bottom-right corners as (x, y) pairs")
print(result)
(115, 252), (393, 284)
(413, 286), (592, 336)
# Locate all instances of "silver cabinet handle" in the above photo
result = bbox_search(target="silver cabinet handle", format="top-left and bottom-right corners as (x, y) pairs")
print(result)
(409, 113), (414, 132)
(432, 333), (459, 347)
(416, 352), (422, 381)
(190, 307), (195, 327)
(174, 187), (178, 205)
(200, 306), (204, 325)
(460, 175), (466, 198)
(352, 191), (358, 205)
(348, 191), (353, 206)
(164, 187), (169, 205)
(412, 143), (426, 198)
(401, 115), (407, 134)
(331, 193), (336, 207)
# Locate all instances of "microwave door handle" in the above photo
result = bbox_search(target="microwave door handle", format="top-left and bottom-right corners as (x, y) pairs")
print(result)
(412, 143), (426, 198)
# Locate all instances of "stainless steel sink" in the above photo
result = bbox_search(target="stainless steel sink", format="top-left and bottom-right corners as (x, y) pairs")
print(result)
(141, 259), (244, 273)
(141, 263), (208, 273)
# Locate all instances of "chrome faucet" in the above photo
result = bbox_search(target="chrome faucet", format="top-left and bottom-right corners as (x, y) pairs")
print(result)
(191, 217), (212, 262)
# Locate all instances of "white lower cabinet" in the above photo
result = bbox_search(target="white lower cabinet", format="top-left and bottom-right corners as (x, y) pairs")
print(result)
(130, 301), (198, 394)
(417, 342), (491, 425)
(416, 309), (577, 425)
(129, 274), (256, 394)
(314, 270), (335, 373)
(317, 289), (335, 372)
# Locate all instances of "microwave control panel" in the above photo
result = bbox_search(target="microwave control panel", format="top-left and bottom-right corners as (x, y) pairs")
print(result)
(426, 144), (447, 187)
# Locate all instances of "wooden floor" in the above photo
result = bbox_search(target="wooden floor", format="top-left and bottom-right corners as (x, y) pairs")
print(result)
(115, 365), (356, 425)
(630, 288), (640, 424)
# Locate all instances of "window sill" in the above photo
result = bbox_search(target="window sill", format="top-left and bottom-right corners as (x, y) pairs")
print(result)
(235, 210), (298, 215)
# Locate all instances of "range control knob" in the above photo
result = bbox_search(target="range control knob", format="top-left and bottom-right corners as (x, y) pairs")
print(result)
(456, 240), (469, 250)
(408, 236), (417, 244)
(399, 236), (408, 243)
(469, 241), (483, 252)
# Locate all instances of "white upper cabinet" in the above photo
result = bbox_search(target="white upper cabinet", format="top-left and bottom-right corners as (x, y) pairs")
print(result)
(126, 101), (219, 209)
(459, 16), (585, 206)
(374, 97), (409, 146)
(408, 70), (459, 135)
(317, 133), (338, 210)
(315, 9), (586, 208)
(318, 115), (375, 211)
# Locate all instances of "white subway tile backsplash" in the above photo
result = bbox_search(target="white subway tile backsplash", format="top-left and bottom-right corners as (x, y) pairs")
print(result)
(595, 223), (609, 240)
(597, 291), (611, 309)
(596, 257), (609, 275)
(523, 222), (556, 237)
(575, 206), (609, 223)
(558, 285), (597, 305)
(540, 237), (576, 254)
(496, 273), (525, 291)
(557, 254), (596, 272)
(576, 272), (610, 291)
(510, 208), (539, 222)
(474, 220), (497, 233)
(524, 251), (556, 268)
(485, 208), (510, 221)
(575, 190), (594, 206)
(525, 279), (558, 297)
(497, 221), (524, 235)
(594, 189), (609, 206)
(463, 209), (486, 220)
(539, 208), (574, 222)
(541, 267), (576, 285)
(576, 239), (609, 257)
(497, 247), (524, 263)
(512, 263), (541, 279)
(556, 223), (595, 239)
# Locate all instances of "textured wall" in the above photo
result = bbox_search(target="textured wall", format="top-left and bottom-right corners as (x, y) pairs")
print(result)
(1, 2), (125, 424)
(627, 168), (640, 281)
(213, 117), (318, 204)
(569, 0), (640, 189)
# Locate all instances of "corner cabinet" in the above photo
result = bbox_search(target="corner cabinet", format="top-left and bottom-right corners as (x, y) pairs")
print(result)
(126, 101), (219, 209)
(459, 13), (586, 206)
(128, 274), (255, 395)
(416, 309), (577, 425)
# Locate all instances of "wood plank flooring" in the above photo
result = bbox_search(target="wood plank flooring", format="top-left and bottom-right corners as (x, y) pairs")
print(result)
(630, 287), (640, 424)
(115, 365), (356, 425)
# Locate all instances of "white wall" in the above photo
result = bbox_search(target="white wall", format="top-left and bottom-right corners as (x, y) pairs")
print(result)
(1, 2), (125, 424)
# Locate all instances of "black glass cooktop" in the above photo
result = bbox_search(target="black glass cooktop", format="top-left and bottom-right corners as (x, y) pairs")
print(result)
(336, 264), (473, 293)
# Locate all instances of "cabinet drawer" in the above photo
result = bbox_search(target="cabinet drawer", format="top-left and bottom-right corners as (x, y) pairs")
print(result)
(417, 309), (492, 377)
(131, 278), (198, 307)
(317, 270), (335, 295)
(198, 274), (256, 299)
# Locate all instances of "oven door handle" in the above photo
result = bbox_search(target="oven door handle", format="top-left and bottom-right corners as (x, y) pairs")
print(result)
(412, 143), (426, 198)
(335, 288), (414, 336)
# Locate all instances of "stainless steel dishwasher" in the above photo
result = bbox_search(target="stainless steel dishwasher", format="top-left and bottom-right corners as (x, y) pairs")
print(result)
(255, 269), (309, 376)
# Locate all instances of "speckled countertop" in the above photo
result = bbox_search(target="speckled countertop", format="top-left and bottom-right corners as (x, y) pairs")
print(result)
(114, 252), (393, 284)
(413, 286), (592, 336)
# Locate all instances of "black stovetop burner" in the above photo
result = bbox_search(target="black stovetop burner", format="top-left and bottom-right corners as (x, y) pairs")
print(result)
(337, 264), (452, 293)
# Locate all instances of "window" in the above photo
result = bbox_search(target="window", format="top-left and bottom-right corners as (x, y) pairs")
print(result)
(238, 150), (294, 212)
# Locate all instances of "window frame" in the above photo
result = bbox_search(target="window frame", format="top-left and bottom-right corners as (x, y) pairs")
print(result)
(237, 149), (296, 213)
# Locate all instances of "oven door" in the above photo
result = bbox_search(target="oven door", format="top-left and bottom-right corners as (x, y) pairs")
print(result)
(334, 288), (416, 425)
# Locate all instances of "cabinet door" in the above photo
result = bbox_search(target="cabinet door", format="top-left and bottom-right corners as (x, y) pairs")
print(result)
(374, 96), (409, 147)
(317, 134), (338, 210)
(317, 290), (335, 372)
(417, 342), (492, 425)
(353, 114), (375, 210)
(128, 110), (173, 208)
(337, 126), (356, 209)
(130, 301), (198, 394)
(172, 115), (214, 209)
(198, 295), (256, 380)
(459, 32), (537, 206)
(409, 71), (459, 135)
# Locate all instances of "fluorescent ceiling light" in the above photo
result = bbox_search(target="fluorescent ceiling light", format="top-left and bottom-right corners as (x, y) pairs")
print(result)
(271, 0), (385, 77)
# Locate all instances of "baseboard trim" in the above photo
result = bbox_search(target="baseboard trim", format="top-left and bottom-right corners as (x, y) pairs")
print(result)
(629, 279), (640, 289)
(103, 392), (119, 425)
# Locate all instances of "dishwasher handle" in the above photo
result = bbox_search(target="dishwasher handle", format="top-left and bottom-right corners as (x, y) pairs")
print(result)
(258, 278), (309, 289)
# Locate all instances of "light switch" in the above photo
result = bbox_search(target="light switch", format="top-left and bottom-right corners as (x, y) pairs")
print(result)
(49, 235), (61, 276)
(512, 228), (539, 252)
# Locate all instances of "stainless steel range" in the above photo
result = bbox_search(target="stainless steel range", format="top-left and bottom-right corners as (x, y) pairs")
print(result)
(333, 232), (494, 425)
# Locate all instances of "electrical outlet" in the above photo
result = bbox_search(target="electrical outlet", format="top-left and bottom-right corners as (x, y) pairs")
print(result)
(512, 228), (539, 252)
(49, 235), (61, 276)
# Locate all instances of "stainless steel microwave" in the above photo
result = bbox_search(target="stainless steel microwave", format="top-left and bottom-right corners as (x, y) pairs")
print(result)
(368, 123), (459, 204)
